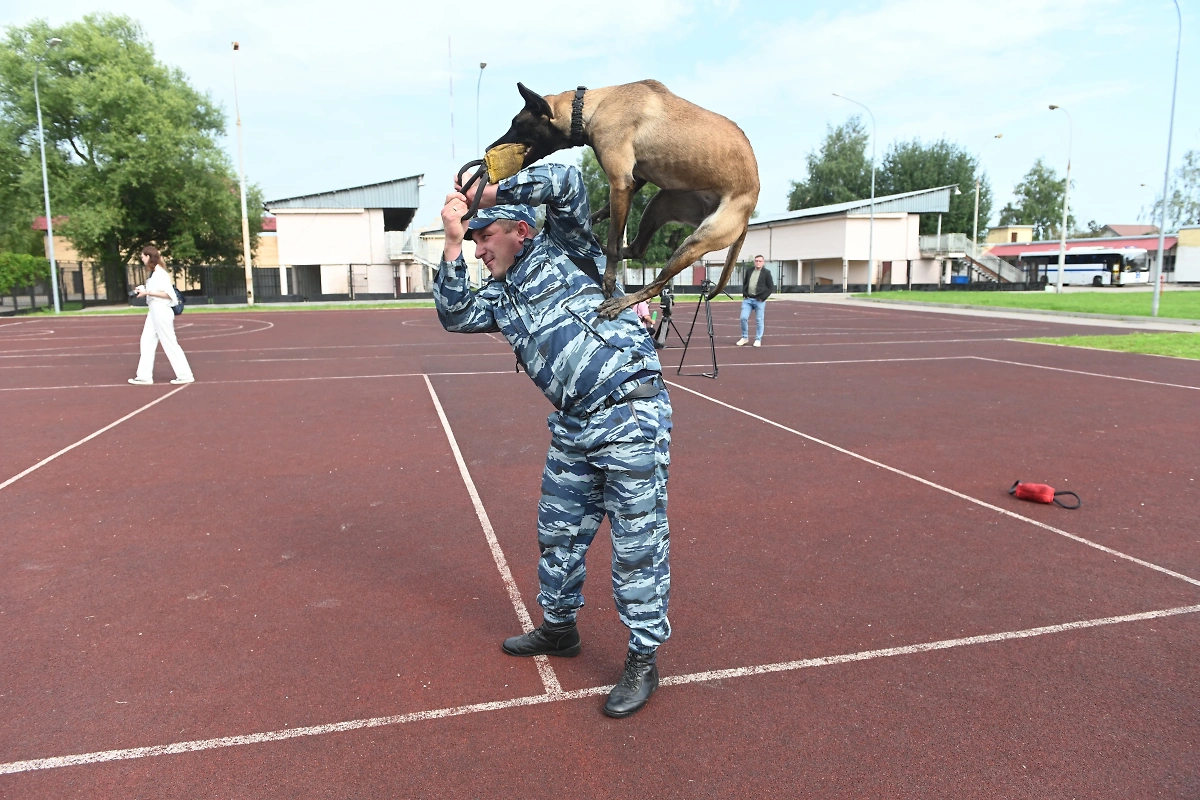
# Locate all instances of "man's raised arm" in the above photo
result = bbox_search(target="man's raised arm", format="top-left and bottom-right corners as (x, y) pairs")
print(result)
(433, 191), (499, 333)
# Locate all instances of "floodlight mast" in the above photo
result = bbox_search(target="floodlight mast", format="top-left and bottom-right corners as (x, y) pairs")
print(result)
(1049, 105), (1072, 294)
(832, 93), (875, 295)
(1152, 0), (1181, 317)
(476, 62), (487, 155)
(34, 37), (63, 313)
(232, 42), (254, 305)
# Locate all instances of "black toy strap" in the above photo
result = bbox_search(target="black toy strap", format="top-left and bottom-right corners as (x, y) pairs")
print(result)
(456, 159), (488, 222)
(1052, 491), (1082, 509)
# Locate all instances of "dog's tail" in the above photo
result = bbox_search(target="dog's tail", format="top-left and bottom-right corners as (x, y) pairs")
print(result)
(707, 225), (749, 299)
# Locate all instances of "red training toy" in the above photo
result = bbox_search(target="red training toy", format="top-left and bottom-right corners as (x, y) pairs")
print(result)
(1009, 481), (1081, 509)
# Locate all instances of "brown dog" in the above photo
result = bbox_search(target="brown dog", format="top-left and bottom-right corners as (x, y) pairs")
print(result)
(487, 80), (759, 319)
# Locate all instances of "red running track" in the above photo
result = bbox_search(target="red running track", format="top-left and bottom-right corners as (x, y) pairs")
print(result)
(0, 303), (1197, 798)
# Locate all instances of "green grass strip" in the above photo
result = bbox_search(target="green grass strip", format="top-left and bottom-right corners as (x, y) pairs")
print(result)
(857, 290), (1200, 320)
(1023, 332), (1200, 360)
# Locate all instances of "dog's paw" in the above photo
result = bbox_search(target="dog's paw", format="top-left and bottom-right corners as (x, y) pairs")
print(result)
(596, 297), (626, 320)
(601, 273), (618, 299)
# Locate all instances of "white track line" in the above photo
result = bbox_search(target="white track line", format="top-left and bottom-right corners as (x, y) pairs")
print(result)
(422, 374), (563, 696)
(665, 379), (1200, 589)
(969, 356), (1200, 391)
(0, 371), (517, 391)
(3, 602), (1195, 776)
(0, 386), (189, 491)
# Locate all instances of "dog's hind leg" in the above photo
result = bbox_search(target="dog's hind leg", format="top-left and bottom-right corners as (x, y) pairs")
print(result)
(623, 190), (719, 260)
(596, 196), (753, 319)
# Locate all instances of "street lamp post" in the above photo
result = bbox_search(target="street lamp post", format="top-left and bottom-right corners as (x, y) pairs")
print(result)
(476, 62), (487, 155)
(232, 42), (254, 305)
(833, 93), (875, 295)
(1049, 105), (1073, 294)
(973, 134), (1003, 249)
(34, 37), (63, 314)
(1152, 0), (1182, 317)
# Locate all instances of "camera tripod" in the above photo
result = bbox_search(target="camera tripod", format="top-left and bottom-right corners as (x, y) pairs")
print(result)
(652, 280), (731, 379)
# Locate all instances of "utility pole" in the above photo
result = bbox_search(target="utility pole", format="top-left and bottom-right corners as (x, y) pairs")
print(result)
(833, 94), (875, 294)
(1152, 0), (1182, 317)
(34, 37), (63, 313)
(1049, 105), (1073, 294)
(476, 62), (487, 155)
(233, 42), (254, 305)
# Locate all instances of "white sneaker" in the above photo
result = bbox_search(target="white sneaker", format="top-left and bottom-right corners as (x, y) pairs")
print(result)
(753, 340), (762, 347)
(170, 377), (195, 385)
(736, 338), (749, 346)
(128, 377), (153, 385)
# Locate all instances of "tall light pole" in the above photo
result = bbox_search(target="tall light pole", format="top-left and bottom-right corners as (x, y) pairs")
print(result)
(833, 93), (875, 295)
(232, 42), (254, 305)
(448, 38), (455, 161)
(34, 37), (63, 314)
(476, 62), (487, 155)
(1049, 105), (1072, 294)
(974, 134), (1003, 248)
(1152, 0), (1181, 317)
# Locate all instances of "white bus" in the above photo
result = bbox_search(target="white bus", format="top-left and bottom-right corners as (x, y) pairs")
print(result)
(1023, 247), (1150, 287)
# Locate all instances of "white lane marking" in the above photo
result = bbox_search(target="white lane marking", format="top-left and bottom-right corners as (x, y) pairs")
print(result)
(0, 386), (189, 491)
(970, 356), (1200, 391)
(717, 356), (969, 368)
(0, 371), (518, 391)
(3, 603), (1195, 775)
(665, 379), (1200, 589)
(422, 374), (563, 696)
(659, 603), (1200, 686)
(0, 320), (275, 356)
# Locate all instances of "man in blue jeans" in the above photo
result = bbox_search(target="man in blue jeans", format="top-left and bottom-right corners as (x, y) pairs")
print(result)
(737, 254), (775, 347)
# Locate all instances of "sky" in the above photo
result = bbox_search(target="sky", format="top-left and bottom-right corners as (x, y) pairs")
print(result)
(4, 0), (1196, 236)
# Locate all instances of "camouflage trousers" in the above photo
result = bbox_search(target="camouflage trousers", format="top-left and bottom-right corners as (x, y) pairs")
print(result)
(537, 388), (672, 654)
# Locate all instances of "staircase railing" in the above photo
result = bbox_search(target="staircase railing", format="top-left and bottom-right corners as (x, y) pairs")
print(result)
(918, 233), (1024, 283)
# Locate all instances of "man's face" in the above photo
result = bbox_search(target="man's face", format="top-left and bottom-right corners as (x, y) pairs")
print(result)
(472, 221), (530, 280)
(754, 256), (765, 270)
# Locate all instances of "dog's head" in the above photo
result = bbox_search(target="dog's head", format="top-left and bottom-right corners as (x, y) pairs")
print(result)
(487, 83), (572, 168)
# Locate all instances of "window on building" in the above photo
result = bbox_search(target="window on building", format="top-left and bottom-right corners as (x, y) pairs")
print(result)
(1011, 232), (1018, 242)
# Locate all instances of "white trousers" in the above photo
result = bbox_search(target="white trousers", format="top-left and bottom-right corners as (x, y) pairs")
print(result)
(136, 302), (193, 381)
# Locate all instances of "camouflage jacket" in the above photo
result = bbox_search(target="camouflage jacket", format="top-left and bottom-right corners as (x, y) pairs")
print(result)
(433, 164), (661, 416)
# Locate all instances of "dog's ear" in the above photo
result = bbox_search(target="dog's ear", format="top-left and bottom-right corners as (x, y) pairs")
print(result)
(517, 82), (554, 119)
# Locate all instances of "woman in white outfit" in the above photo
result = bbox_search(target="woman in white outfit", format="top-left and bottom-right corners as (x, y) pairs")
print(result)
(128, 246), (194, 385)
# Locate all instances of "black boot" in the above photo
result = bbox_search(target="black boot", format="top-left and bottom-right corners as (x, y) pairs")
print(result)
(603, 649), (659, 718)
(501, 620), (581, 657)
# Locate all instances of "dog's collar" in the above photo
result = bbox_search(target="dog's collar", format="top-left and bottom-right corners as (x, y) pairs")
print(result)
(570, 86), (587, 147)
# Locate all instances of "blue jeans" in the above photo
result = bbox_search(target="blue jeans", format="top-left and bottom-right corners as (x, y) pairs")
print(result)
(740, 298), (765, 340)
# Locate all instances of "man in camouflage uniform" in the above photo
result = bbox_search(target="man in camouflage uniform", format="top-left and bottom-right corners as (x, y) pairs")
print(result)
(434, 164), (671, 718)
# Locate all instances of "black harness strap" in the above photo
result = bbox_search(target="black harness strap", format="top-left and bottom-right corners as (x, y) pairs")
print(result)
(570, 86), (587, 147)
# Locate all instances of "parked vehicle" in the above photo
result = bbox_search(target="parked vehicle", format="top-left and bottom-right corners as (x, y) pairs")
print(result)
(1026, 247), (1149, 286)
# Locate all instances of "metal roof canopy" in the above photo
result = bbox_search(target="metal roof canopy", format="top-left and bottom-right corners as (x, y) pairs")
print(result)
(751, 185), (957, 227)
(265, 175), (423, 211)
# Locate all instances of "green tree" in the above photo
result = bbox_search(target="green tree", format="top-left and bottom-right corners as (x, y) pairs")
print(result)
(579, 149), (693, 267)
(998, 158), (1073, 240)
(0, 14), (262, 297)
(878, 138), (991, 236)
(0, 116), (45, 256)
(787, 116), (871, 210)
(1149, 149), (1200, 231)
(0, 251), (50, 307)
